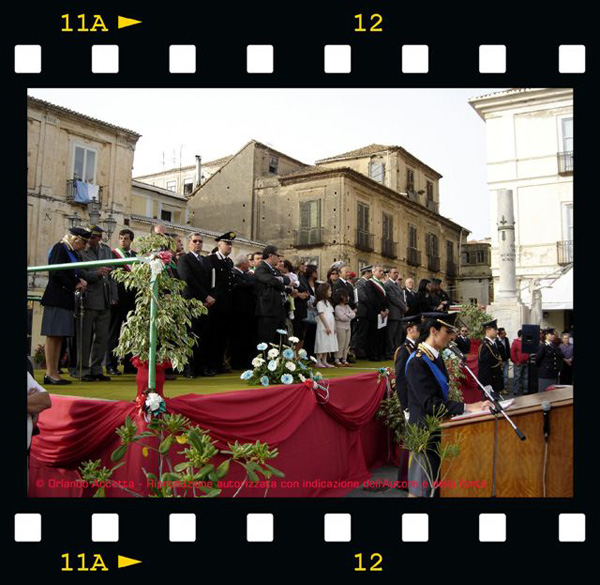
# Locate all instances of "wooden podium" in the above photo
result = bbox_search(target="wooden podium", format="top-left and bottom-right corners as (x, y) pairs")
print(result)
(439, 386), (573, 497)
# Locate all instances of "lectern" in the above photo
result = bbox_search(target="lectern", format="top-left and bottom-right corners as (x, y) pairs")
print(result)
(439, 386), (573, 497)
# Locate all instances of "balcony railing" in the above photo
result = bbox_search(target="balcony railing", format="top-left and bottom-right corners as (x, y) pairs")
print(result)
(381, 239), (397, 259)
(356, 229), (374, 252)
(295, 227), (324, 247)
(427, 255), (441, 272)
(66, 179), (104, 205)
(425, 199), (439, 213)
(407, 247), (421, 266)
(557, 151), (573, 174)
(406, 190), (419, 203)
(557, 240), (573, 265)
(446, 261), (458, 277)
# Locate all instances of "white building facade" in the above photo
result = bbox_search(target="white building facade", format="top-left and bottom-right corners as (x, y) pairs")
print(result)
(469, 88), (573, 333)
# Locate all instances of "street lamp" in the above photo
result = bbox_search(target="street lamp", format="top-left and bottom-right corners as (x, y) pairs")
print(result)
(103, 209), (117, 240)
(67, 211), (82, 229)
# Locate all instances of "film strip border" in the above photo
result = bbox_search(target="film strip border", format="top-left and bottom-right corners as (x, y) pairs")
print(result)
(14, 512), (587, 543)
(13, 44), (587, 75)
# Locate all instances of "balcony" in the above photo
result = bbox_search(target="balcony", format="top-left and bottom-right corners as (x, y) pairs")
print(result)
(446, 261), (458, 277)
(356, 229), (374, 252)
(425, 199), (439, 213)
(406, 190), (420, 203)
(557, 240), (573, 266)
(427, 255), (441, 272)
(407, 247), (421, 267)
(381, 239), (397, 259)
(295, 227), (324, 247)
(66, 179), (104, 206)
(557, 151), (573, 175)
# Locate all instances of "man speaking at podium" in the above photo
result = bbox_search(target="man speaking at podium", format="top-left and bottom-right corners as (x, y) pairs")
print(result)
(405, 312), (490, 497)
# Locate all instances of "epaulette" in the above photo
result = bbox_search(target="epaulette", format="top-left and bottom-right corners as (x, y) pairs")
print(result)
(416, 343), (435, 361)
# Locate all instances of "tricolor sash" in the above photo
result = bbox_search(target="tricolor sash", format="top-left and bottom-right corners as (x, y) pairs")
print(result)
(406, 350), (449, 401)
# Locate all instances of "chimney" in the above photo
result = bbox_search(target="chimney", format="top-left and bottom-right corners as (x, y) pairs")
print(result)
(194, 155), (202, 188)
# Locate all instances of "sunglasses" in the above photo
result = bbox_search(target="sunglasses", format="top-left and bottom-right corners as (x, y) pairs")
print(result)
(191, 239), (203, 243)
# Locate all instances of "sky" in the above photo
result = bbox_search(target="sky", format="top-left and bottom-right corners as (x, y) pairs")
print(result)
(28, 87), (508, 240)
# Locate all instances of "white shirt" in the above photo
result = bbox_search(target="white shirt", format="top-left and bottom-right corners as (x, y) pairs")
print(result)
(422, 342), (439, 359)
(27, 372), (48, 449)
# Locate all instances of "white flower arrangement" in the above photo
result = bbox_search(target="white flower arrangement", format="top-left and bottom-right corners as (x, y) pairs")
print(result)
(241, 330), (321, 388)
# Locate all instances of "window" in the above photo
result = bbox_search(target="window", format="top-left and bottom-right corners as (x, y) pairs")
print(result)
(166, 180), (177, 192)
(183, 178), (194, 195)
(476, 249), (486, 263)
(426, 233), (439, 257)
(426, 181), (434, 201)
(300, 200), (321, 229)
(161, 209), (172, 222)
(562, 203), (573, 241)
(561, 117), (573, 152)
(409, 225), (418, 248)
(406, 168), (415, 192)
(73, 145), (97, 182)
(382, 213), (393, 241)
(357, 202), (370, 232)
(446, 240), (454, 261)
(269, 155), (279, 174)
(369, 161), (385, 184)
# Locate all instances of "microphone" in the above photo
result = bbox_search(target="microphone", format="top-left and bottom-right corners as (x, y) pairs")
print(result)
(447, 341), (465, 361)
(541, 401), (551, 439)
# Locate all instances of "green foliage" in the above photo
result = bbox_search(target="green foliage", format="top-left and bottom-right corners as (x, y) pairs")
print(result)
(78, 410), (284, 498)
(376, 393), (406, 446)
(32, 344), (46, 368)
(110, 234), (207, 371)
(442, 351), (466, 403)
(456, 303), (493, 342)
(400, 404), (461, 497)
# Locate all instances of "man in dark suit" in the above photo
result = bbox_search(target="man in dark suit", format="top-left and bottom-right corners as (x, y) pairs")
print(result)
(254, 245), (292, 344)
(403, 277), (418, 317)
(365, 265), (389, 361)
(106, 228), (137, 375)
(177, 232), (215, 377)
(455, 325), (471, 355)
(333, 265), (356, 310)
(201, 231), (236, 374)
(350, 265), (372, 359)
(496, 327), (511, 393)
(478, 319), (504, 400)
(230, 254), (257, 370)
(384, 267), (407, 359)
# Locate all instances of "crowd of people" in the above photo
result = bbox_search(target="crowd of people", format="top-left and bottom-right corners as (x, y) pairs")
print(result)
(38, 223), (461, 383)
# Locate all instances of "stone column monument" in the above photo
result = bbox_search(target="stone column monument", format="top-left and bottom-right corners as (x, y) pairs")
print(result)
(488, 189), (529, 340)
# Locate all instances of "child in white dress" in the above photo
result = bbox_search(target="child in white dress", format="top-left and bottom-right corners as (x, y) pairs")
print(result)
(315, 283), (338, 367)
(333, 288), (356, 366)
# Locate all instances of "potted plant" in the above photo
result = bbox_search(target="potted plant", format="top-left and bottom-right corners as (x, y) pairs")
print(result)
(111, 233), (207, 398)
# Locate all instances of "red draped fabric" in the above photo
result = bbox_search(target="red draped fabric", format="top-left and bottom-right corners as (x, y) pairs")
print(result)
(460, 339), (484, 403)
(28, 372), (395, 498)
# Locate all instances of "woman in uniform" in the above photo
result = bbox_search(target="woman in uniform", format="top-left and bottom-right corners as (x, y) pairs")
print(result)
(405, 312), (490, 497)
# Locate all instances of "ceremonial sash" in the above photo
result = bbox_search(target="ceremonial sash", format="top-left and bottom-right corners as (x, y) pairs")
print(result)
(371, 278), (386, 296)
(62, 242), (81, 278)
(406, 350), (449, 401)
(113, 247), (133, 271)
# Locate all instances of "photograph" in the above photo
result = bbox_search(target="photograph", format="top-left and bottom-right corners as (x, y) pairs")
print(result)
(26, 86), (573, 499)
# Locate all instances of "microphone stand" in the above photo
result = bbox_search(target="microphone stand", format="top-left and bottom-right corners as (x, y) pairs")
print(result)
(447, 342), (526, 498)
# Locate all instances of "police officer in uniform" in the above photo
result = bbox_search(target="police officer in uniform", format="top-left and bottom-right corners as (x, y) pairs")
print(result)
(201, 231), (236, 374)
(536, 328), (564, 392)
(394, 314), (421, 412)
(478, 319), (504, 400)
(405, 312), (489, 496)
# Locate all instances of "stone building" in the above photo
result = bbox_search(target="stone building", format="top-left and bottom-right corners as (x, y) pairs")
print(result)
(188, 141), (468, 282)
(457, 239), (493, 306)
(27, 96), (140, 354)
(469, 88), (573, 332)
(134, 154), (233, 197)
